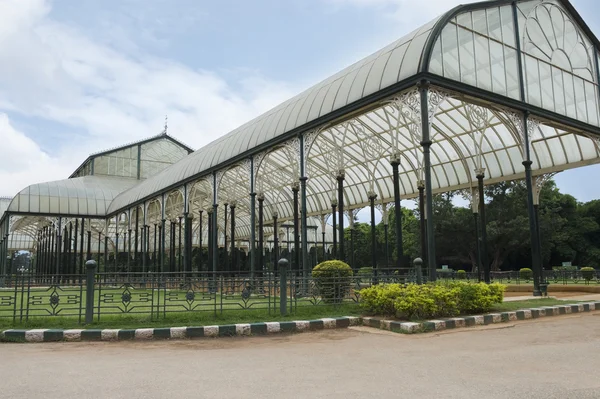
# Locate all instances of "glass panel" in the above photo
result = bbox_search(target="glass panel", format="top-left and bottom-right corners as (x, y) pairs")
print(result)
(499, 5), (516, 48)
(471, 10), (488, 36)
(441, 23), (460, 81)
(475, 35), (492, 91)
(489, 41), (507, 96)
(563, 73), (577, 119)
(584, 81), (599, 126)
(552, 66), (566, 115)
(458, 26), (476, 86)
(429, 39), (443, 76)
(525, 55), (542, 107)
(487, 7), (502, 42)
(539, 61), (553, 111)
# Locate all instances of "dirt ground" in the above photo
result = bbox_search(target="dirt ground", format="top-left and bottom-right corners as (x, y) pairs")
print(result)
(1, 313), (600, 398)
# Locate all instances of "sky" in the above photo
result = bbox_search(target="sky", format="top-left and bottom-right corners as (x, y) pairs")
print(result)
(1, 0), (600, 216)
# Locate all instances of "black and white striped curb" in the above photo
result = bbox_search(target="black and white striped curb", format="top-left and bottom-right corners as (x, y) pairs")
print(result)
(361, 301), (600, 334)
(0, 317), (360, 343)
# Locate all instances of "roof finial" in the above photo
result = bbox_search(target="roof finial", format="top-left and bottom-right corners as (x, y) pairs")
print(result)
(162, 115), (168, 135)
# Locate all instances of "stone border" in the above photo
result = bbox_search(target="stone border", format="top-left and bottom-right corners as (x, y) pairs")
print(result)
(0, 317), (360, 343)
(3, 302), (599, 343)
(361, 301), (600, 333)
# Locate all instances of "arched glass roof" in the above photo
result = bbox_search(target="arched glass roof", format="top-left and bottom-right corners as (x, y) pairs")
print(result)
(108, 0), (600, 216)
(7, 176), (138, 217)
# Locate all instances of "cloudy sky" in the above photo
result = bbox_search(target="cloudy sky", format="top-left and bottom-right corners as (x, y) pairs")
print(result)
(1, 0), (600, 205)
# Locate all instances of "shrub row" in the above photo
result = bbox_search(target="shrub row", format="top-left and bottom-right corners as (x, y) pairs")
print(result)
(359, 282), (505, 320)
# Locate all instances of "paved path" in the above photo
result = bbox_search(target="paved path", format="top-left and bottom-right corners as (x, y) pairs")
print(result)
(1, 313), (600, 398)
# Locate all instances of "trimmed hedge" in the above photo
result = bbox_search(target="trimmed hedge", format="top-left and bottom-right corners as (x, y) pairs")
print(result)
(519, 268), (533, 280)
(359, 282), (505, 320)
(456, 270), (467, 279)
(312, 260), (353, 303)
(581, 267), (596, 281)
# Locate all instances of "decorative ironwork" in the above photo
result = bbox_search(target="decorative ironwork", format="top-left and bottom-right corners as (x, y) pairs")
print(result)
(532, 172), (559, 205)
(523, 2), (594, 81)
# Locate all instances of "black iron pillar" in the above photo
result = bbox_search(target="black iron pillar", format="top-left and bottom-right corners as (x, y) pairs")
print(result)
(198, 210), (203, 272)
(134, 210), (139, 272)
(73, 220), (78, 277)
(292, 183), (300, 273)
(184, 213), (192, 273)
(321, 230), (326, 260)
(300, 176), (309, 278)
(178, 216), (183, 273)
(350, 224), (355, 271)
(114, 232), (119, 272)
(331, 200), (337, 258)
(476, 170), (490, 283)
(524, 159), (542, 296)
(258, 194), (264, 274)
(272, 210), (279, 271)
(207, 209), (213, 274)
(337, 172), (345, 261)
(79, 217), (85, 275)
(420, 82), (437, 282)
(384, 220), (389, 269)
(391, 156), (404, 269)
(212, 203), (219, 274)
(87, 230), (92, 261)
(418, 182), (427, 267)
(473, 210), (482, 282)
(369, 192), (378, 281)
(230, 202), (236, 273)
(223, 203), (228, 272)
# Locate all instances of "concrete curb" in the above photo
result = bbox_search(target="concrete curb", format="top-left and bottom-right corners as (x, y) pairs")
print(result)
(0, 317), (360, 343)
(361, 301), (600, 334)
(3, 302), (598, 343)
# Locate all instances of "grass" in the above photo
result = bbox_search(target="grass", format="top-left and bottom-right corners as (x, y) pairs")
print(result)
(0, 303), (362, 331)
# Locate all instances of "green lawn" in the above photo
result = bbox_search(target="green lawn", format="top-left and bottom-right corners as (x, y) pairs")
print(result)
(0, 303), (362, 330)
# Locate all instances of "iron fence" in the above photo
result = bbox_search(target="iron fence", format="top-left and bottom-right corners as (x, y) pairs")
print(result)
(2, 267), (598, 324)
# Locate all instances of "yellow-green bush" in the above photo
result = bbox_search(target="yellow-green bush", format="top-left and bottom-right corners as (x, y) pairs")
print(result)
(456, 270), (467, 279)
(359, 281), (505, 320)
(358, 284), (403, 315)
(519, 268), (533, 280)
(312, 260), (353, 303)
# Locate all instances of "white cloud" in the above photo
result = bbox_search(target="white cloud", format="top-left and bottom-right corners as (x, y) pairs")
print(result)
(0, 0), (298, 197)
(0, 113), (74, 195)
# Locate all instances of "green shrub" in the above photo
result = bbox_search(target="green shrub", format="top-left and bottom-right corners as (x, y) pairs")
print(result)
(359, 281), (505, 320)
(447, 282), (505, 314)
(519, 268), (533, 280)
(312, 260), (353, 303)
(581, 267), (596, 281)
(394, 284), (440, 320)
(456, 270), (467, 279)
(359, 283), (403, 316)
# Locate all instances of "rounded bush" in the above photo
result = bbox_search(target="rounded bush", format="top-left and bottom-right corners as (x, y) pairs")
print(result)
(581, 267), (596, 281)
(519, 268), (533, 281)
(456, 270), (467, 280)
(312, 260), (353, 303)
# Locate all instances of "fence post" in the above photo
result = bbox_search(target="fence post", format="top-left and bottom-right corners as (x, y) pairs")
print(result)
(414, 258), (423, 285)
(85, 259), (97, 324)
(279, 258), (288, 316)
